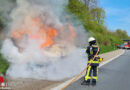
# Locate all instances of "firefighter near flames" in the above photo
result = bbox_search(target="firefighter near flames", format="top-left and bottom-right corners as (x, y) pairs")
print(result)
(81, 37), (103, 86)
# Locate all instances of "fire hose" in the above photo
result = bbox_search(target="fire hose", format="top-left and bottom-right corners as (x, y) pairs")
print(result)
(61, 48), (99, 90)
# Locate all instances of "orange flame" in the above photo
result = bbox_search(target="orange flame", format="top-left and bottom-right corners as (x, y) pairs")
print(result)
(68, 24), (76, 38)
(40, 27), (58, 48)
(11, 17), (76, 49)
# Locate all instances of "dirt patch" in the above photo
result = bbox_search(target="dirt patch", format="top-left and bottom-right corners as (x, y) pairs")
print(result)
(7, 78), (65, 90)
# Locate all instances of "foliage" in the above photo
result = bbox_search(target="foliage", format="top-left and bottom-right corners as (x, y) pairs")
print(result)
(0, 53), (9, 73)
(0, 15), (9, 73)
(67, 0), (130, 53)
(0, 16), (6, 31)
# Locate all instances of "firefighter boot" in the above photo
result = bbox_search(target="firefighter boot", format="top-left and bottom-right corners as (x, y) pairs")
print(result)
(81, 80), (90, 85)
(92, 79), (96, 86)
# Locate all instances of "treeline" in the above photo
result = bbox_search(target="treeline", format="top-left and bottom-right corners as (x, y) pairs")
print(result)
(67, 0), (130, 53)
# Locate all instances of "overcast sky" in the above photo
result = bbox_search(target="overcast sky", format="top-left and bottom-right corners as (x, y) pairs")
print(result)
(99, 0), (130, 36)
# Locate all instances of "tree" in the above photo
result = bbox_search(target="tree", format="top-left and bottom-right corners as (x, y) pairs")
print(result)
(116, 29), (129, 39)
(90, 8), (105, 24)
(84, 0), (97, 9)
(0, 16), (5, 32)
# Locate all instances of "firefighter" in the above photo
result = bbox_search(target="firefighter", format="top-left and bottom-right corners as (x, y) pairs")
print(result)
(81, 37), (100, 86)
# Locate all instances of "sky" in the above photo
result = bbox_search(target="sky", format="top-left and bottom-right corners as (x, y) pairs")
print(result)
(98, 0), (130, 36)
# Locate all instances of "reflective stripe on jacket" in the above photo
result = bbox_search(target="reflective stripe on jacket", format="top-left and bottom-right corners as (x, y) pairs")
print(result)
(86, 44), (100, 66)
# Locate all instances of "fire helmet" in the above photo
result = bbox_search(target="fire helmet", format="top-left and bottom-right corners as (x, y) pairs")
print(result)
(88, 37), (96, 43)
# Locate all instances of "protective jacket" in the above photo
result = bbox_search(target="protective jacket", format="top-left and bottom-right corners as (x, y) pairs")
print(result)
(86, 44), (99, 66)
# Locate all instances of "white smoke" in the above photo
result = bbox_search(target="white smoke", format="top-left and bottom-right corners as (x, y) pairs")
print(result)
(1, 0), (88, 80)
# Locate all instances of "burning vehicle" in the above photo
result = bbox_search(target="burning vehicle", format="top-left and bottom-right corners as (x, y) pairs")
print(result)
(1, 0), (87, 80)
(10, 14), (76, 57)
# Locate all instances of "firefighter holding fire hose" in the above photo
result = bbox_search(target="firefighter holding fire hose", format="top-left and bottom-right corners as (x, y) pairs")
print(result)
(81, 37), (103, 86)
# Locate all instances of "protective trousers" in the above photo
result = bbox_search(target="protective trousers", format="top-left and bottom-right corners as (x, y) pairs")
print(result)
(85, 66), (98, 82)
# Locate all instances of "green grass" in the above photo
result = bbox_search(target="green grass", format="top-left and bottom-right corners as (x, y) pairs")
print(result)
(0, 40), (9, 73)
(0, 53), (9, 73)
(100, 45), (117, 54)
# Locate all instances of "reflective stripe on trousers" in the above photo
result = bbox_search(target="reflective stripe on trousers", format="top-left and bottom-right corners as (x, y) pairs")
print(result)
(92, 66), (98, 81)
(85, 66), (91, 80)
(85, 66), (98, 81)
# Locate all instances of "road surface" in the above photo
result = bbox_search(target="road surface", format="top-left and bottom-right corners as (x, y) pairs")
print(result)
(65, 50), (130, 90)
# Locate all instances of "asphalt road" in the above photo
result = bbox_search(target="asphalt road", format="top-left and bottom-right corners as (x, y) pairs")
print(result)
(65, 50), (130, 90)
